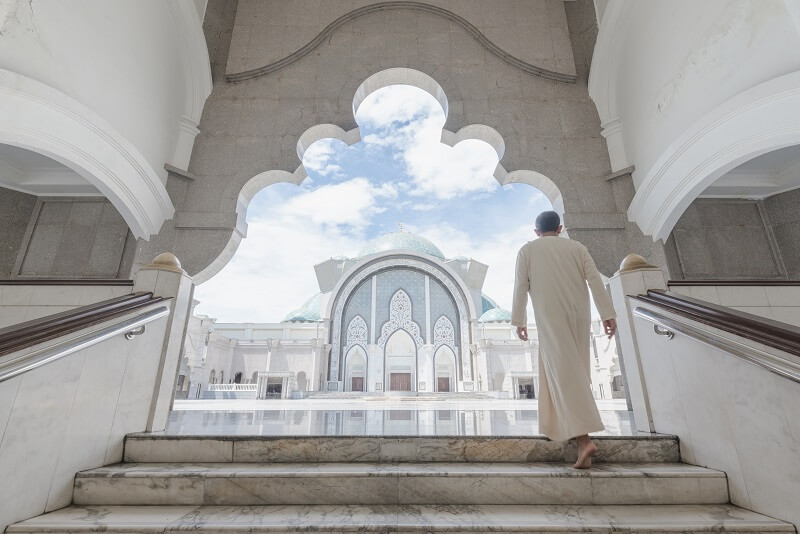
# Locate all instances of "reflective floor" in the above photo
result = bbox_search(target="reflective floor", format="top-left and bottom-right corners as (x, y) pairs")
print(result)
(166, 399), (637, 436)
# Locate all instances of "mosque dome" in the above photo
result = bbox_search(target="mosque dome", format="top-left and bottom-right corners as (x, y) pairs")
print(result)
(480, 293), (498, 314)
(478, 307), (512, 323)
(282, 293), (322, 322)
(357, 231), (446, 259)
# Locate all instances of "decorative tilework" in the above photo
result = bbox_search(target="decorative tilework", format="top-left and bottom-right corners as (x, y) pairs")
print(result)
(329, 256), (472, 383)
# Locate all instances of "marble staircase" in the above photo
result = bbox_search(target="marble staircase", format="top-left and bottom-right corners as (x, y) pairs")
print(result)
(7, 435), (794, 532)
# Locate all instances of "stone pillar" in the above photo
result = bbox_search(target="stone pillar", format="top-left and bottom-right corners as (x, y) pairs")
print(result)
(608, 254), (666, 433)
(133, 253), (194, 432)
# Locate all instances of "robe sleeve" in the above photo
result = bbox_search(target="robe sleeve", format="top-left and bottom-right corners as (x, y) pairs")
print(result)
(580, 245), (617, 321)
(511, 246), (530, 327)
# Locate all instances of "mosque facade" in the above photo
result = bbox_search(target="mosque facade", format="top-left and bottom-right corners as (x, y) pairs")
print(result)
(179, 231), (624, 401)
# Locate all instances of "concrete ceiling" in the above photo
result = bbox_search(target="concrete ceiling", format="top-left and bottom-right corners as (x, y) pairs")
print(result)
(0, 144), (99, 196)
(700, 144), (800, 199)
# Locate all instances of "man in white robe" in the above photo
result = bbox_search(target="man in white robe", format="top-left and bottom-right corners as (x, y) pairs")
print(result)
(512, 211), (617, 469)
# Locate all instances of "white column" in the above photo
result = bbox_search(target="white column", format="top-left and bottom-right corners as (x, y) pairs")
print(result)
(608, 254), (666, 433)
(370, 276), (377, 343)
(133, 253), (194, 432)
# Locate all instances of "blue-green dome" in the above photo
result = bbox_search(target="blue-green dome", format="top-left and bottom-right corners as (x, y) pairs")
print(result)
(479, 307), (512, 323)
(282, 293), (321, 322)
(480, 294), (498, 314)
(357, 231), (445, 259)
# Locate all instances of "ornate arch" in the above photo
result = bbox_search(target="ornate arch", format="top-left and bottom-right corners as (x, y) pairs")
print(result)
(376, 290), (425, 348)
(328, 254), (474, 383)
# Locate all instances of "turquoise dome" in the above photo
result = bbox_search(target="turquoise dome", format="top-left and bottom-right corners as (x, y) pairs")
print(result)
(282, 293), (322, 322)
(479, 307), (512, 323)
(480, 293), (498, 314)
(357, 231), (445, 259)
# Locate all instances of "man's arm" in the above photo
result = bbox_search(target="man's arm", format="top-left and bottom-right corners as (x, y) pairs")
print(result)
(581, 245), (617, 337)
(511, 246), (530, 341)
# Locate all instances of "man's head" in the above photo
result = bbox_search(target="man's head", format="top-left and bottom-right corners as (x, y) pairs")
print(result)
(534, 211), (562, 236)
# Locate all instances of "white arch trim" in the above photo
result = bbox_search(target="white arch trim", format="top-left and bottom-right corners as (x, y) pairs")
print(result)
(628, 70), (800, 242)
(0, 68), (173, 240)
(353, 68), (449, 119)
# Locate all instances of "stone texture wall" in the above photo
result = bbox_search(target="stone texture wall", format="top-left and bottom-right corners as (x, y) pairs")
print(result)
(9, 197), (135, 279)
(666, 198), (790, 280)
(134, 0), (664, 279)
(0, 188), (36, 277)
(764, 188), (800, 279)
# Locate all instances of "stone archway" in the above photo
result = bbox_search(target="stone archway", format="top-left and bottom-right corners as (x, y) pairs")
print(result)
(190, 67), (567, 284)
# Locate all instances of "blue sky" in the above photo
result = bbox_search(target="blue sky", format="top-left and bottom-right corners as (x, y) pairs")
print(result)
(194, 85), (552, 322)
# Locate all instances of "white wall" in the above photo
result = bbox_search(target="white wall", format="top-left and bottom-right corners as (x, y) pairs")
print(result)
(0, 0), (209, 180)
(0, 284), (133, 328)
(0, 305), (170, 532)
(591, 0), (800, 239)
(669, 284), (800, 328)
(630, 300), (800, 529)
(618, 1), (800, 181)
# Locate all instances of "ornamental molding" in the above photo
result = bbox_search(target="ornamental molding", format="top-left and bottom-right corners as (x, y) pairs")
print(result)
(0, 68), (173, 239)
(226, 2), (576, 84)
(433, 315), (455, 350)
(328, 255), (473, 382)
(627, 71), (800, 241)
(345, 315), (369, 348)
(376, 290), (425, 349)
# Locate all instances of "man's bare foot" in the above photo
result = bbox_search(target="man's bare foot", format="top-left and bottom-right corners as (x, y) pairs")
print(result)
(573, 437), (597, 469)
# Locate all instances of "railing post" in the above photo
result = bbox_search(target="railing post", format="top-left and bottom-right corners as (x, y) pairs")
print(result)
(608, 254), (666, 433)
(133, 253), (194, 432)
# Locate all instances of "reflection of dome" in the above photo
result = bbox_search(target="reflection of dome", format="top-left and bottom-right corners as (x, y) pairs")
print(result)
(479, 307), (512, 323)
(282, 293), (321, 322)
(357, 231), (445, 259)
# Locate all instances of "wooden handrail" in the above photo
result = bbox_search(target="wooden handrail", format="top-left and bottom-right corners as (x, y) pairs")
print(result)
(0, 292), (167, 356)
(631, 290), (800, 358)
(0, 279), (133, 286)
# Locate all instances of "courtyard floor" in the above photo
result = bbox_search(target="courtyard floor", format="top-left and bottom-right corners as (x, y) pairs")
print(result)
(166, 398), (636, 437)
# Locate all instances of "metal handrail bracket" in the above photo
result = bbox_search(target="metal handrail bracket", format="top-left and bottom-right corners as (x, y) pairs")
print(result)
(632, 306), (800, 384)
(0, 305), (170, 384)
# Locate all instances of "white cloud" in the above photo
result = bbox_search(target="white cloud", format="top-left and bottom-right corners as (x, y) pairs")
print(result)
(275, 177), (396, 230)
(359, 86), (499, 200)
(302, 139), (345, 178)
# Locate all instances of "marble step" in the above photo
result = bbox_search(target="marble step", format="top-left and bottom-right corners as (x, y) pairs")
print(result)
(73, 462), (727, 506)
(124, 434), (680, 464)
(8, 504), (794, 532)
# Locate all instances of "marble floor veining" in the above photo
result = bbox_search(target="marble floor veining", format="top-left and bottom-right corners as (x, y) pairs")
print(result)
(166, 398), (638, 437)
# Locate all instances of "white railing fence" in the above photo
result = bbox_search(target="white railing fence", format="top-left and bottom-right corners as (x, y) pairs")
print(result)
(208, 383), (258, 392)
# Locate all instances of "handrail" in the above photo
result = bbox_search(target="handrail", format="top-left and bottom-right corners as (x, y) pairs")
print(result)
(0, 279), (133, 286)
(0, 292), (166, 356)
(0, 305), (170, 384)
(632, 306), (800, 384)
(632, 290), (800, 357)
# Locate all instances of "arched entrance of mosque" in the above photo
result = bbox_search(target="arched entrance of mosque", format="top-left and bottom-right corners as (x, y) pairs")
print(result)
(433, 345), (456, 393)
(384, 329), (416, 392)
(345, 347), (367, 392)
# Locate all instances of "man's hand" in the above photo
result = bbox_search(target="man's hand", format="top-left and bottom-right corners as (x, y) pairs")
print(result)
(603, 318), (617, 338)
(516, 326), (528, 341)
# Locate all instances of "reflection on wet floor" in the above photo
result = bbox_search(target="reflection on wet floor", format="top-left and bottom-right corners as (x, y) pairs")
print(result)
(165, 407), (635, 436)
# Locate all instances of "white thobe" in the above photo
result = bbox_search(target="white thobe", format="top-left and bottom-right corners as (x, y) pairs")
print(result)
(512, 236), (616, 442)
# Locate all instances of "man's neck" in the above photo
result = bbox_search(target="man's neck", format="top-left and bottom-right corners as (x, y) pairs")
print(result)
(539, 232), (560, 237)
